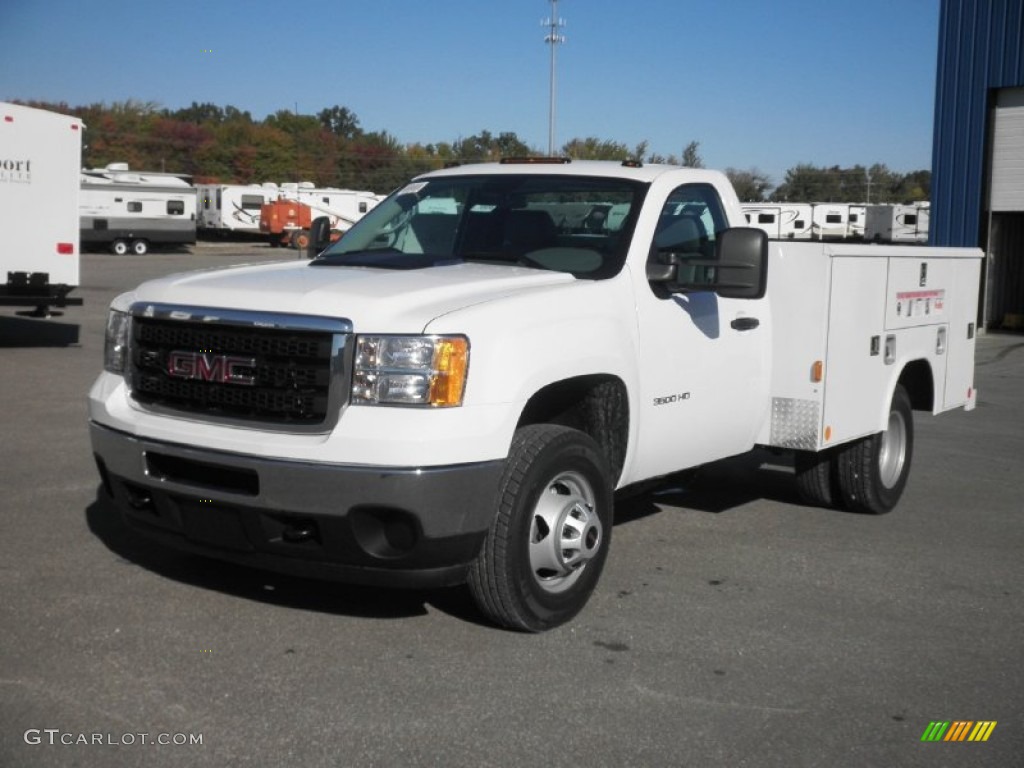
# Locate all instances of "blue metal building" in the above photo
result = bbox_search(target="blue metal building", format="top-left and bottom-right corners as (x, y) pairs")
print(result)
(931, 0), (1024, 327)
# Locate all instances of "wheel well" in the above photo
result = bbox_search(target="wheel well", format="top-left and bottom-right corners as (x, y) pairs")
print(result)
(517, 375), (629, 484)
(898, 359), (934, 411)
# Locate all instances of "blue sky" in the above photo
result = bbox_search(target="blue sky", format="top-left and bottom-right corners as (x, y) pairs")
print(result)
(0, 0), (939, 185)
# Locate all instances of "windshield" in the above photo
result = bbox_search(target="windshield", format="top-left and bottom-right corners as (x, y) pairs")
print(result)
(313, 174), (646, 279)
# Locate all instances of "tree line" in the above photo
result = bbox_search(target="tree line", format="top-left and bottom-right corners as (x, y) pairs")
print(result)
(19, 99), (929, 202)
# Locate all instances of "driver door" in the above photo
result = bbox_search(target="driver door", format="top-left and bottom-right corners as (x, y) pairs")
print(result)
(630, 183), (770, 480)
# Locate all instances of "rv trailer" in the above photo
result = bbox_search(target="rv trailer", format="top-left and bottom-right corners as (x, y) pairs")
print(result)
(80, 164), (197, 255)
(0, 101), (83, 316)
(811, 203), (855, 240)
(741, 203), (813, 239)
(262, 184), (385, 247)
(197, 183), (280, 235)
(848, 204), (867, 239)
(279, 183), (383, 230)
(865, 203), (930, 244)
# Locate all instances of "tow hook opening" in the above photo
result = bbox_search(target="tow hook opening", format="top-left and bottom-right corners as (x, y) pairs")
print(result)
(262, 513), (322, 547)
(123, 482), (156, 514)
(282, 520), (318, 544)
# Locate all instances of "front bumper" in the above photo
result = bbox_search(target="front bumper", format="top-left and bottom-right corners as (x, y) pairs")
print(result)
(90, 422), (504, 588)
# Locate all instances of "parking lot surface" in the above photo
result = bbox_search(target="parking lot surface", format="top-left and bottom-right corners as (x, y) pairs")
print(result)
(2, 243), (1022, 767)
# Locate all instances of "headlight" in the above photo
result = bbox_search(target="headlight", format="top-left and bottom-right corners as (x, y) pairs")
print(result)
(353, 335), (469, 407)
(104, 309), (131, 374)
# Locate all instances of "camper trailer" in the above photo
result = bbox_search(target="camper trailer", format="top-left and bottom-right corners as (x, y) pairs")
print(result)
(741, 203), (813, 239)
(848, 205), (867, 239)
(811, 203), (855, 240)
(744, 202), (867, 241)
(261, 184), (384, 247)
(0, 102), (83, 315)
(279, 183), (383, 230)
(80, 164), (197, 255)
(197, 183), (280, 235)
(865, 203), (930, 244)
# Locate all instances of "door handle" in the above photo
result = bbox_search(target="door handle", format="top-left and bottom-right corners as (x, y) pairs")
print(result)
(731, 317), (760, 331)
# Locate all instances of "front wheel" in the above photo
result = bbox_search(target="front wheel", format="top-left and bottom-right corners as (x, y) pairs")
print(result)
(110, 239), (129, 256)
(131, 239), (149, 255)
(468, 424), (614, 632)
(836, 385), (914, 514)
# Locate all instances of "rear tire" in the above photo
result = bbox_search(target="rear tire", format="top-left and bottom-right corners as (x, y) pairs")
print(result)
(794, 448), (839, 508)
(836, 385), (914, 514)
(468, 424), (613, 632)
(131, 239), (148, 255)
(110, 239), (129, 256)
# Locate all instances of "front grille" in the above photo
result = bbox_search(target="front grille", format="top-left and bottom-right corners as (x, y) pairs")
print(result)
(128, 305), (349, 428)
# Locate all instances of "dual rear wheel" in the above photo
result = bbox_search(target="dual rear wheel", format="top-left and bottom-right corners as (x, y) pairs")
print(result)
(794, 385), (914, 514)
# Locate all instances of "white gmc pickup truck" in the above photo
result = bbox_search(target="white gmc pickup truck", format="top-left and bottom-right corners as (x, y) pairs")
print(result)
(89, 159), (982, 631)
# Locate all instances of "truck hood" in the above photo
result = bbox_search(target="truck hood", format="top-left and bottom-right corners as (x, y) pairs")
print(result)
(124, 260), (576, 332)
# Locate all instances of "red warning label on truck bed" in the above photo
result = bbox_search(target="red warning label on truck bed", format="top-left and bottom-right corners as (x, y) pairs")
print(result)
(895, 289), (945, 318)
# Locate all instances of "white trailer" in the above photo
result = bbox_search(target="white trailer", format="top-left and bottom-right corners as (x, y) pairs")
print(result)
(742, 203), (813, 239)
(279, 182), (384, 230)
(811, 203), (856, 240)
(80, 164), (197, 255)
(197, 183), (279, 234)
(865, 203), (930, 243)
(745, 202), (867, 241)
(0, 102), (83, 316)
(848, 204), (867, 239)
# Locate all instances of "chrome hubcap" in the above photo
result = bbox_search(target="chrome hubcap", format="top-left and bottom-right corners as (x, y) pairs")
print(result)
(529, 470), (602, 594)
(878, 409), (907, 489)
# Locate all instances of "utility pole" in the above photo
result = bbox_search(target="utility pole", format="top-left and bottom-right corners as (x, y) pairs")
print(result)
(542, 0), (566, 155)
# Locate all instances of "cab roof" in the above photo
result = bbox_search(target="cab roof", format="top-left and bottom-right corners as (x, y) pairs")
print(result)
(417, 159), (725, 185)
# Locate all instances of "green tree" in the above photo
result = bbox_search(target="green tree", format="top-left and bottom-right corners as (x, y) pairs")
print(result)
(561, 136), (632, 160)
(317, 105), (362, 140)
(681, 140), (704, 168)
(725, 168), (773, 201)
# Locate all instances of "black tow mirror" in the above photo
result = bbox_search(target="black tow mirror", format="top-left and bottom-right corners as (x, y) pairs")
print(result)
(646, 251), (677, 282)
(308, 216), (333, 259)
(712, 227), (768, 299)
(647, 227), (768, 300)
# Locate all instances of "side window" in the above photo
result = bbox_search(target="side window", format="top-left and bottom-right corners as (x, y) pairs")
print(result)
(653, 183), (728, 260)
(127, 201), (142, 213)
(167, 200), (185, 215)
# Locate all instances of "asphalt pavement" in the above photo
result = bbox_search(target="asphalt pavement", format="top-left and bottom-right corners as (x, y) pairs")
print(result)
(1, 243), (1021, 767)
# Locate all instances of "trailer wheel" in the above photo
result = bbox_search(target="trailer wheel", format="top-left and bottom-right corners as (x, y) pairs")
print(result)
(110, 239), (129, 256)
(467, 424), (613, 632)
(290, 230), (311, 250)
(794, 448), (839, 508)
(836, 385), (914, 514)
(131, 239), (149, 256)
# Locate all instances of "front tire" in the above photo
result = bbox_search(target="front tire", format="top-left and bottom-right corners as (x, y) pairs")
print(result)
(131, 239), (149, 255)
(468, 424), (614, 632)
(110, 239), (129, 256)
(836, 385), (914, 514)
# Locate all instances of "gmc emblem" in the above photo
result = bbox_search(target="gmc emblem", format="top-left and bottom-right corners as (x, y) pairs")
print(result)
(166, 351), (257, 386)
